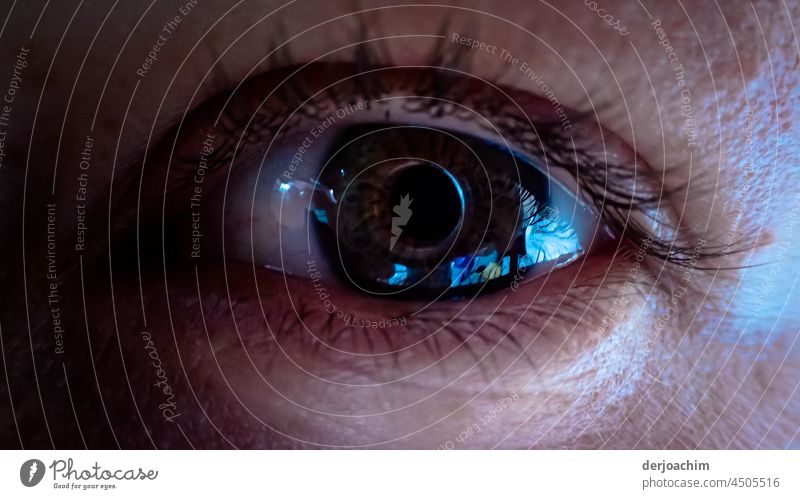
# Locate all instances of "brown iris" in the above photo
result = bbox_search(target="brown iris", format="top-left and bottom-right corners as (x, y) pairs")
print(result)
(312, 125), (551, 299)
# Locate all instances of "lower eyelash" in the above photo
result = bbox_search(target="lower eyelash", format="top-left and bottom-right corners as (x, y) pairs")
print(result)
(263, 279), (529, 375)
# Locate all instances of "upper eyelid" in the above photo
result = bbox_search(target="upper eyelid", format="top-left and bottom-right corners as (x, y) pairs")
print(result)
(178, 61), (583, 181)
(188, 61), (635, 203)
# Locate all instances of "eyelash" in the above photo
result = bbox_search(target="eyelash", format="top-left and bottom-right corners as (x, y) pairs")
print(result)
(173, 33), (721, 278)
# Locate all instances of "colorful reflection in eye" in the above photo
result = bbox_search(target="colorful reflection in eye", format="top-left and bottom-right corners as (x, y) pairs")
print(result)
(274, 125), (594, 300)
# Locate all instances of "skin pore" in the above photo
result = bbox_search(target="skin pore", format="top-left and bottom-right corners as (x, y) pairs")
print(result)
(0, 0), (798, 449)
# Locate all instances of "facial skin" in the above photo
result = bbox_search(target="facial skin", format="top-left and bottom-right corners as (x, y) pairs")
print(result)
(0, 0), (798, 449)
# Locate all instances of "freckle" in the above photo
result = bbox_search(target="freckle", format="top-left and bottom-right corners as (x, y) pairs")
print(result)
(755, 230), (774, 249)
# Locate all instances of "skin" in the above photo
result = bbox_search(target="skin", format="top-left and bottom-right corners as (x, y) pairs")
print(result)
(0, 0), (798, 449)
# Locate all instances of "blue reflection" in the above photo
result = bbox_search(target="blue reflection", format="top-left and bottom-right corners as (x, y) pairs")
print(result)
(450, 251), (500, 286)
(387, 263), (408, 286)
(312, 208), (329, 224)
(524, 224), (582, 265)
(500, 255), (510, 275)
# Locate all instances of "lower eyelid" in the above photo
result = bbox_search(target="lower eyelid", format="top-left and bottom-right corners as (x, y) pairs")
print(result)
(229, 245), (637, 363)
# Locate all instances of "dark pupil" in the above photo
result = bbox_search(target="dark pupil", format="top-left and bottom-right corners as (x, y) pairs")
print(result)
(389, 164), (462, 247)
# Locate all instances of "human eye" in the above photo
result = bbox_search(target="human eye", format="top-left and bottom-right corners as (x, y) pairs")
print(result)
(201, 78), (602, 302)
(144, 41), (690, 373)
(159, 44), (670, 295)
